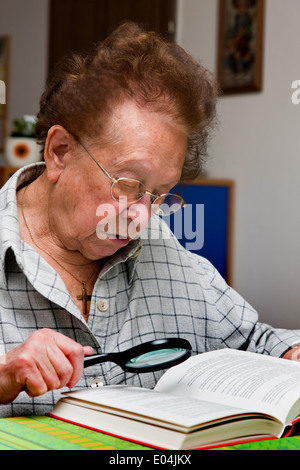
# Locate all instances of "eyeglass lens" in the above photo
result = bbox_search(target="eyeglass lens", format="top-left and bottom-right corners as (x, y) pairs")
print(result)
(111, 179), (183, 216)
(112, 178), (145, 204)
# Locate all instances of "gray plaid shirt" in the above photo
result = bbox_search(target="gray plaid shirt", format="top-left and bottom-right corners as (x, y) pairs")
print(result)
(1, 163), (299, 417)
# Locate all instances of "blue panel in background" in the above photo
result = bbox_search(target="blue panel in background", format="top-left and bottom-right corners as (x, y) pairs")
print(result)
(165, 182), (232, 282)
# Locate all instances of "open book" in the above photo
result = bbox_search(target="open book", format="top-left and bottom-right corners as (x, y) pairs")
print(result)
(49, 349), (300, 449)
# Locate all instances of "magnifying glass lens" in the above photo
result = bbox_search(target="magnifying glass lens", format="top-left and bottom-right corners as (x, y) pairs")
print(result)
(125, 348), (187, 369)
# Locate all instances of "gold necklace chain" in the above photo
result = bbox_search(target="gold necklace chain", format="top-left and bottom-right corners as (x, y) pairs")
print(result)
(20, 184), (98, 316)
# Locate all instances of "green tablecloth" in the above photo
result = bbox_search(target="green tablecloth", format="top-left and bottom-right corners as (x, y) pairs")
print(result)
(0, 415), (299, 450)
(0, 416), (149, 450)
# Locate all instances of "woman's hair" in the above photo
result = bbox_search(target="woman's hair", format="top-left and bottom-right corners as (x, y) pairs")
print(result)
(36, 22), (218, 180)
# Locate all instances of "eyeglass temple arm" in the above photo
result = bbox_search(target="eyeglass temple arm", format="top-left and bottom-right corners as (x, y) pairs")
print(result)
(78, 140), (115, 183)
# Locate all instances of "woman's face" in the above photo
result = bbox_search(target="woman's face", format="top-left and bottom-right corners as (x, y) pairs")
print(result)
(49, 102), (188, 261)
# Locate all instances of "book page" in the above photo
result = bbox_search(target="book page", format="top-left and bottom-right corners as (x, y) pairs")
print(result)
(64, 385), (248, 429)
(155, 349), (300, 423)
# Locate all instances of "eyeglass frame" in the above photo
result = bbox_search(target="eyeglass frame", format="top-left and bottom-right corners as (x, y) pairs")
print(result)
(78, 140), (186, 215)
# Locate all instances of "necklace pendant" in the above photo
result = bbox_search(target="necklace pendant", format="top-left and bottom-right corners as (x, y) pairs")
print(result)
(77, 282), (92, 316)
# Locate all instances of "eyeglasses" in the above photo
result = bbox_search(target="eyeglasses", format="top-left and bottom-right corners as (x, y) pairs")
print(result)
(79, 141), (186, 217)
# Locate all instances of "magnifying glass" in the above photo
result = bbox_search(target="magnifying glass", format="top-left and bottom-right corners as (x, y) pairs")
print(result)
(84, 338), (192, 373)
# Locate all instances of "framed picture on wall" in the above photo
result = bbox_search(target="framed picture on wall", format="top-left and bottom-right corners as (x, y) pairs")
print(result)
(217, 0), (264, 94)
(0, 120), (3, 153)
(0, 36), (9, 151)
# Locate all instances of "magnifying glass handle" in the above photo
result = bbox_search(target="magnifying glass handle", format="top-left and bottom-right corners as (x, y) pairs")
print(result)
(84, 353), (117, 368)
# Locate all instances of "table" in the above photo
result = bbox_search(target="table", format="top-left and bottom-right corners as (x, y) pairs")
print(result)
(0, 416), (149, 450)
(0, 416), (300, 450)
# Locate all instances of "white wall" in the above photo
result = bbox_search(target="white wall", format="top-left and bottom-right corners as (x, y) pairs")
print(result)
(0, 0), (49, 164)
(177, 0), (300, 328)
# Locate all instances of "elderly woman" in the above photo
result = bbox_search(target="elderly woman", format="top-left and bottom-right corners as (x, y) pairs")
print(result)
(0, 22), (299, 417)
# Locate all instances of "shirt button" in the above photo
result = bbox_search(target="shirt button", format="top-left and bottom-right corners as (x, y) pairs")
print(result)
(90, 377), (104, 388)
(97, 299), (109, 312)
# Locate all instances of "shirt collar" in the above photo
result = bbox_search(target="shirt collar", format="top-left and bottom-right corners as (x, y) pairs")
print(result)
(0, 163), (46, 288)
(98, 238), (141, 285)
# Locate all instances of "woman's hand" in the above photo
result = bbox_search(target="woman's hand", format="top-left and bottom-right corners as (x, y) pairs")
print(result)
(0, 329), (93, 404)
